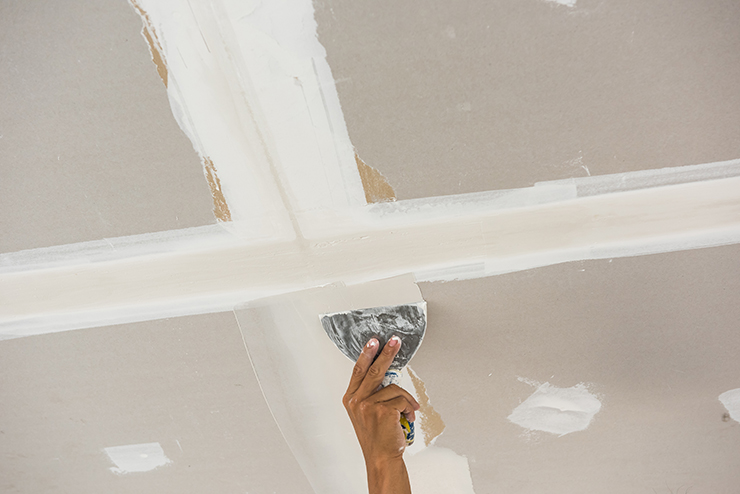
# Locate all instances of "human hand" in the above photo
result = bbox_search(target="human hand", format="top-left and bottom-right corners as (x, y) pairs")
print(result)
(343, 335), (420, 493)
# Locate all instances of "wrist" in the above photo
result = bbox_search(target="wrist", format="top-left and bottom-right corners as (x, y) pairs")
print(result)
(366, 454), (405, 473)
(365, 455), (411, 494)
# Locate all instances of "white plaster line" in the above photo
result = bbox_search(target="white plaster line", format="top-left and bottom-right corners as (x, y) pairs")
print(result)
(3, 158), (738, 275)
(132, 0), (365, 229)
(2, 176), (739, 338)
(0, 224), (236, 274)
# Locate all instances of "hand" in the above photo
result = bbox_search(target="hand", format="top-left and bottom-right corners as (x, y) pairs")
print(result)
(343, 336), (420, 494)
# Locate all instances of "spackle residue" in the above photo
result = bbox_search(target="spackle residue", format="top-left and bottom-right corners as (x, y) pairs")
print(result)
(719, 388), (740, 423)
(508, 381), (602, 436)
(545, 0), (577, 7)
(104, 442), (171, 474)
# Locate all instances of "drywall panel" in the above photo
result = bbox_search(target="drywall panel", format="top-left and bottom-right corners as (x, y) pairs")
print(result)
(412, 244), (740, 492)
(0, 312), (312, 494)
(315, 0), (740, 199)
(0, 0), (215, 253)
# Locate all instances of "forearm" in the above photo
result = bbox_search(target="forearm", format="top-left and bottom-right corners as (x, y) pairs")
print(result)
(366, 457), (412, 494)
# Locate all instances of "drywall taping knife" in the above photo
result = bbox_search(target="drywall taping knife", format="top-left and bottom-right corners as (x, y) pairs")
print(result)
(319, 301), (427, 445)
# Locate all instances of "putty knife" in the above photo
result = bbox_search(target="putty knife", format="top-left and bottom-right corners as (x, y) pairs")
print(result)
(319, 301), (427, 445)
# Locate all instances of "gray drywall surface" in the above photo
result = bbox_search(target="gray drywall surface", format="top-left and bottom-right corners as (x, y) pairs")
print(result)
(0, 0), (215, 253)
(315, 0), (740, 199)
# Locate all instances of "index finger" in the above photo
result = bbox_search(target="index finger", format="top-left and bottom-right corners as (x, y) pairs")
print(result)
(356, 335), (401, 399)
(345, 338), (379, 396)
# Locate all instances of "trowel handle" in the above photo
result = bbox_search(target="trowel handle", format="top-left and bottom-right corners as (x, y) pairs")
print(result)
(382, 370), (415, 446)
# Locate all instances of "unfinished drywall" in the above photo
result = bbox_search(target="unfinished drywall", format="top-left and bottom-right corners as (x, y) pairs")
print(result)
(0, 312), (313, 493)
(412, 244), (740, 492)
(235, 275), (474, 493)
(0, 0), (215, 252)
(315, 0), (740, 198)
(2, 0), (740, 492)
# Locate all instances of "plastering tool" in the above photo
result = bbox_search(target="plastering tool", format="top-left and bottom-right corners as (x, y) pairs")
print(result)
(320, 301), (427, 445)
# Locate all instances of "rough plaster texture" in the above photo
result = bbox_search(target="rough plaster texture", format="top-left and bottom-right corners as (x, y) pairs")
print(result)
(315, 0), (740, 199)
(0, 0), (215, 253)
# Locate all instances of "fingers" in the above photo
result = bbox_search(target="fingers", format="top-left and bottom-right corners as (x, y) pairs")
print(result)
(356, 335), (402, 399)
(383, 396), (418, 423)
(345, 338), (380, 397)
(372, 384), (420, 411)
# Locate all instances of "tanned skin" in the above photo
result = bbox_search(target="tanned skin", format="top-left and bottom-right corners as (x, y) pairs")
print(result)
(343, 336), (421, 494)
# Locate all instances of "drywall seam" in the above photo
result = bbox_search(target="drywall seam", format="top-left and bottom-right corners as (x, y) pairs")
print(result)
(130, 0), (366, 230)
(2, 175), (739, 338)
(129, 0), (295, 238)
(234, 277), (474, 494)
(2, 158), (737, 275)
(234, 277), (422, 493)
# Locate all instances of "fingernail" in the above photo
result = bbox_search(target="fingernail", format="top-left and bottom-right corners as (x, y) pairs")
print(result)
(389, 336), (400, 347)
(366, 338), (378, 349)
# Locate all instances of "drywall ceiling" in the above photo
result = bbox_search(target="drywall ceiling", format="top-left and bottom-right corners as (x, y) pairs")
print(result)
(315, 0), (740, 198)
(0, 0), (214, 253)
(414, 244), (740, 492)
(0, 312), (313, 493)
(2, 248), (738, 492)
(1, 0), (739, 492)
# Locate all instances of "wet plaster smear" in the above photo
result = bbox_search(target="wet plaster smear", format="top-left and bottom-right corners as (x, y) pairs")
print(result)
(1, 0), (740, 492)
(508, 379), (602, 436)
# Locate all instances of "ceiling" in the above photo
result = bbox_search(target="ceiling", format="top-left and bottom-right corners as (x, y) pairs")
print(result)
(1, 0), (739, 492)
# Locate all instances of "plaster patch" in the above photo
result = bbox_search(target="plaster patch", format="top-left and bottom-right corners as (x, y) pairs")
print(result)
(104, 442), (171, 474)
(545, 0), (577, 7)
(719, 388), (740, 423)
(508, 381), (602, 436)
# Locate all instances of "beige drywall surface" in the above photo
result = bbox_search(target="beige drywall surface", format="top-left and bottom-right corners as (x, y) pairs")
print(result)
(413, 244), (740, 493)
(0, 312), (313, 494)
(315, 0), (740, 199)
(0, 0), (215, 253)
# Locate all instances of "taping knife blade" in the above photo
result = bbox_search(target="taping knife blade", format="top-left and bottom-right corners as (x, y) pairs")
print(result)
(319, 301), (427, 445)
